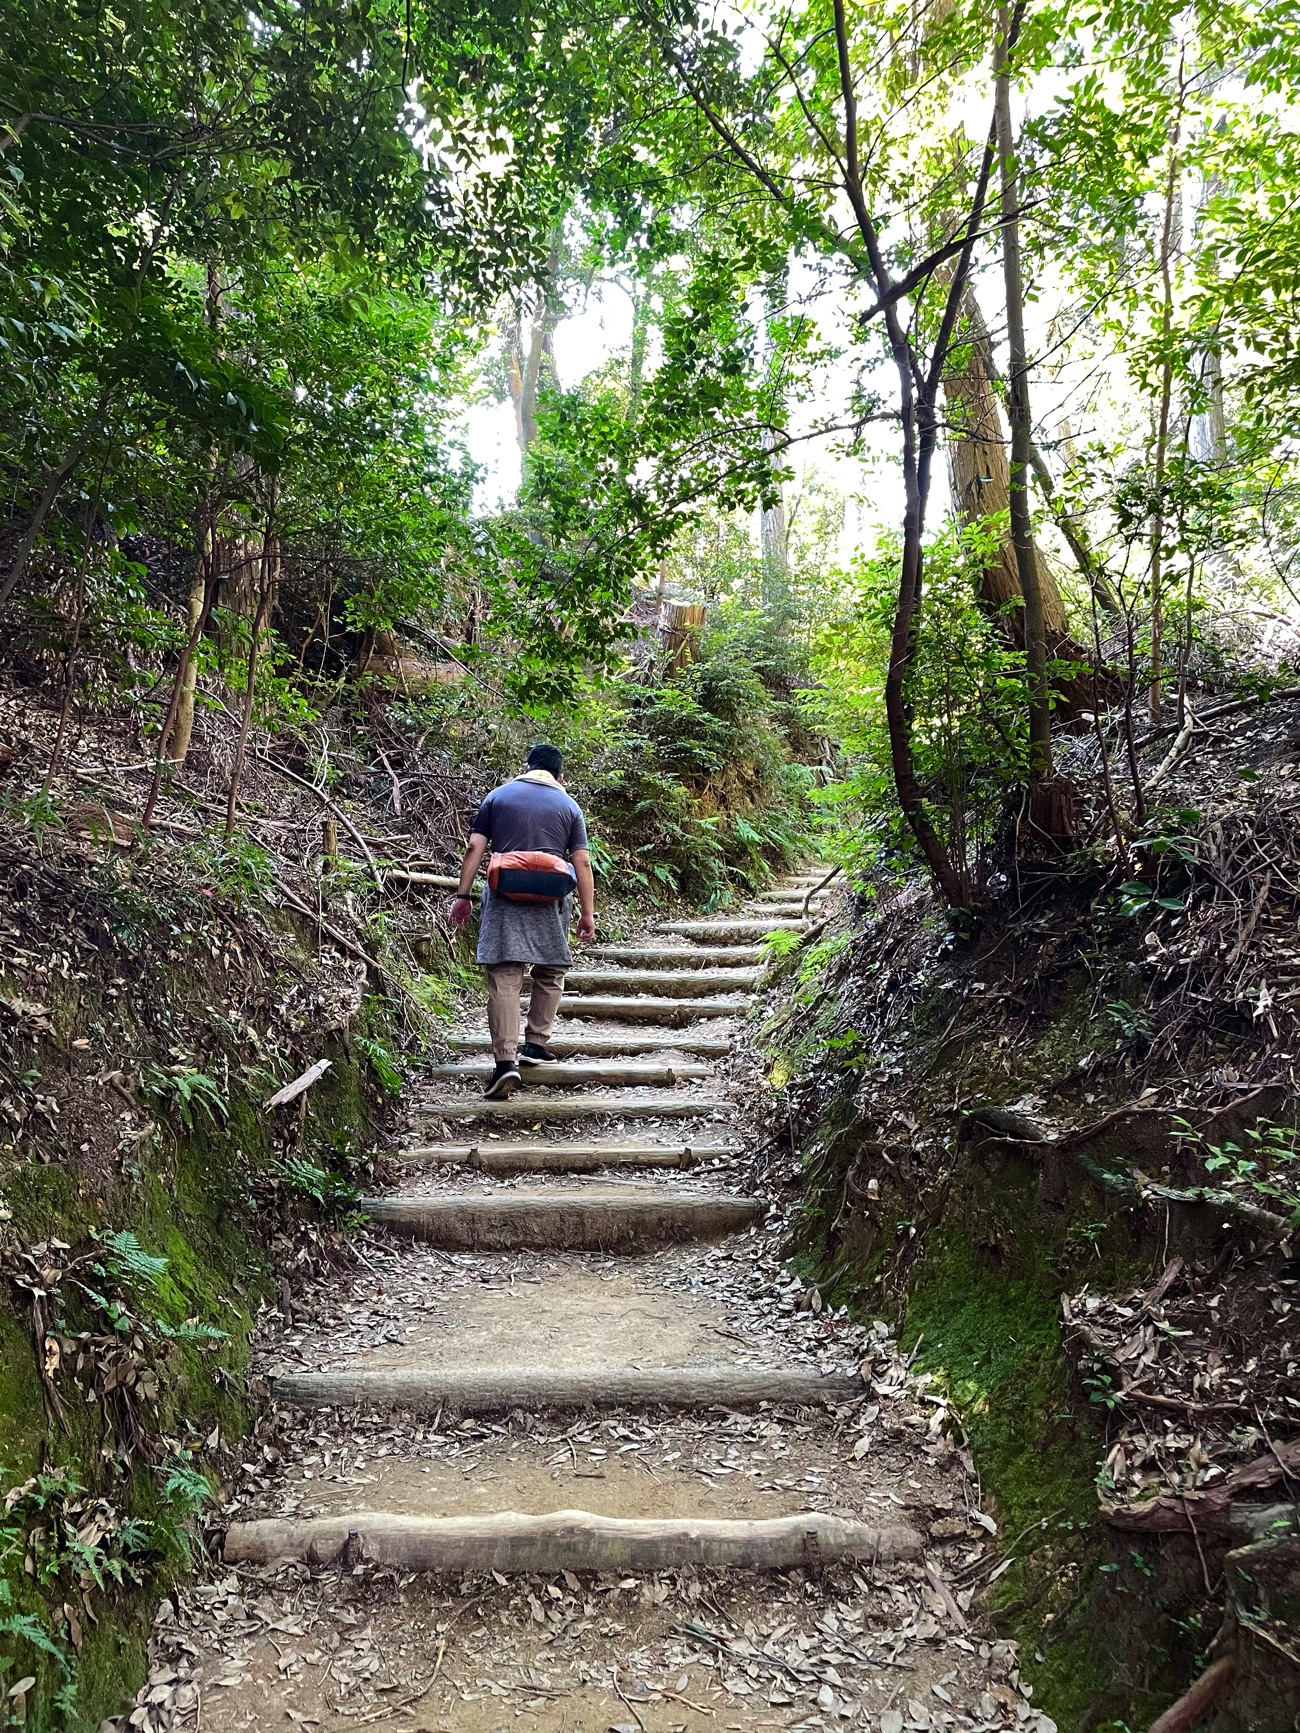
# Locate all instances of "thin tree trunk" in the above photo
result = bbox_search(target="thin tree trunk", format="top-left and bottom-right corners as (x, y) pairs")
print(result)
(1149, 54), (1186, 721)
(0, 385), (113, 612)
(510, 241), (563, 457)
(164, 529), (211, 766)
(225, 507), (278, 836)
(1149, 146), (1179, 722)
(995, 12), (1050, 779)
(142, 529), (218, 828)
(42, 484), (106, 792)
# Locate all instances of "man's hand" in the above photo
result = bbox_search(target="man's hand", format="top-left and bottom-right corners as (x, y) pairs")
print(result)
(575, 910), (596, 943)
(448, 895), (472, 930)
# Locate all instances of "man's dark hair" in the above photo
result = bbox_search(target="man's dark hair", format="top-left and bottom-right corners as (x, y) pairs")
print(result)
(527, 742), (564, 776)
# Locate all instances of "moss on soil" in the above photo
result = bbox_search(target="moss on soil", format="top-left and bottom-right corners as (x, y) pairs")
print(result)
(0, 943), (397, 1730)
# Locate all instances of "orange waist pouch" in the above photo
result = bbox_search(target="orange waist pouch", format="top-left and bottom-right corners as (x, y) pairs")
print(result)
(486, 850), (576, 903)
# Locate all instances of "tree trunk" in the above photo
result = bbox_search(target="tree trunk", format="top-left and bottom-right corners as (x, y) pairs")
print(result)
(225, 508), (278, 835)
(163, 534), (210, 765)
(996, 20), (1051, 779)
(759, 437), (789, 610)
(0, 385), (113, 613)
(1149, 142), (1180, 722)
(944, 311), (1069, 642)
(661, 598), (706, 670)
(509, 241), (563, 457)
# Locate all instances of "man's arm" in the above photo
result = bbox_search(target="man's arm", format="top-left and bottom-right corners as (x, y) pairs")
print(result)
(448, 832), (489, 929)
(571, 847), (596, 943)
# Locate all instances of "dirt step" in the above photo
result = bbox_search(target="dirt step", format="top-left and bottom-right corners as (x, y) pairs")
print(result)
(657, 919), (804, 940)
(588, 944), (765, 966)
(547, 995), (744, 1023)
(393, 1140), (736, 1173)
(224, 1508), (921, 1574)
(423, 1059), (712, 1088)
(270, 1363), (862, 1414)
(448, 1031), (733, 1058)
(413, 1090), (733, 1122)
(360, 1189), (763, 1249)
(562, 967), (761, 997)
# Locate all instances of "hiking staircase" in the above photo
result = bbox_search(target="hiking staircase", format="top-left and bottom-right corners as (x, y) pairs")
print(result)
(223, 867), (927, 1582)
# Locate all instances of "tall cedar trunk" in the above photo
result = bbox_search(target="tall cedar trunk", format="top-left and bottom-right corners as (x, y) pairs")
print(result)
(942, 278), (1122, 623)
(995, 12), (1051, 778)
(942, 311), (1069, 642)
(759, 427), (789, 611)
(1149, 141), (1180, 722)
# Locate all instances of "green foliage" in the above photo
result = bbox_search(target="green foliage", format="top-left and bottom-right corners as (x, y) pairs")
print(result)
(354, 1035), (403, 1099)
(554, 609), (812, 904)
(1172, 1115), (1300, 1225)
(804, 526), (1028, 889)
(139, 1066), (228, 1133)
(268, 1155), (359, 1214)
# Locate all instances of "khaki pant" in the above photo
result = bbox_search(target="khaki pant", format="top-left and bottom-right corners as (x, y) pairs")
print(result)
(485, 963), (567, 1061)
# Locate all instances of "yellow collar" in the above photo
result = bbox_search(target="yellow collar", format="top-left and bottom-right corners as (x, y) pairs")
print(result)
(517, 769), (562, 788)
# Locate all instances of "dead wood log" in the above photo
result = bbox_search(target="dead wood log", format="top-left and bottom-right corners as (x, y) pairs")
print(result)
(553, 996), (741, 1024)
(658, 920), (805, 940)
(360, 1191), (762, 1251)
(423, 1060), (713, 1088)
(393, 1141), (734, 1172)
(271, 1364), (864, 1415)
(265, 1059), (331, 1110)
(449, 1031), (733, 1058)
(1146, 1655), (1236, 1733)
(224, 1508), (920, 1574)
(1102, 1439), (1300, 1538)
(468, 1145), (700, 1174)
(564, 968), (762, 997)
(414, 1092), (734, 1123)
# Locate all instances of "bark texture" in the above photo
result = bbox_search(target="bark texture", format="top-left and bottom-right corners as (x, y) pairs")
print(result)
(271, 1365), (865, 1414)
(360, 1191), (761, 1250)
(224, 1508), (922, 1574)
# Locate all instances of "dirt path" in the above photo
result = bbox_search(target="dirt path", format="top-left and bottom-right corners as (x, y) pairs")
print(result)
(114, 874), (1056, 1733)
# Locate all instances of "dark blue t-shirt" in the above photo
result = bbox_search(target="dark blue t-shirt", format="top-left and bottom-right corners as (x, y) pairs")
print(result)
(470, 776), (588, 857)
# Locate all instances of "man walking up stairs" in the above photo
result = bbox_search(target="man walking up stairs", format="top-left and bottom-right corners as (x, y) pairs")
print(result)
(448, 743), (597, 1098)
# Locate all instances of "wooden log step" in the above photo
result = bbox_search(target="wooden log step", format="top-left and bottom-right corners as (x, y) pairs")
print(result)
(423, 1059), (713, 1088)
(394, 1140), (736, 1173)
(549, 996), (743, 1023)
(658, 919), (804, 940)
(270, 1363), (864, 1414)
(448, 1031), (733, 1058)
(588, 945), (765, 967)
(753, 887), (829, 902)
(562, 968), (761, 997)
(414, 1091), (734, 1123)
(360, 1190), (763, 1249)
(225, 1508), (921, 1574)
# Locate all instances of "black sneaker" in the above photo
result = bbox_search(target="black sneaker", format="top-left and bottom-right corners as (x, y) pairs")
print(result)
(484, 1061), (521, 1099)
(519, 1041), (560, 1064)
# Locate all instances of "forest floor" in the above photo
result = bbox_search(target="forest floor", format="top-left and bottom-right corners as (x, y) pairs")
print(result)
(112, 875), (1055, 1733)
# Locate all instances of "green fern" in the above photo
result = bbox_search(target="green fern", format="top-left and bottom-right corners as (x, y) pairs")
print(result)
(95, 1229), (168, 1295)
